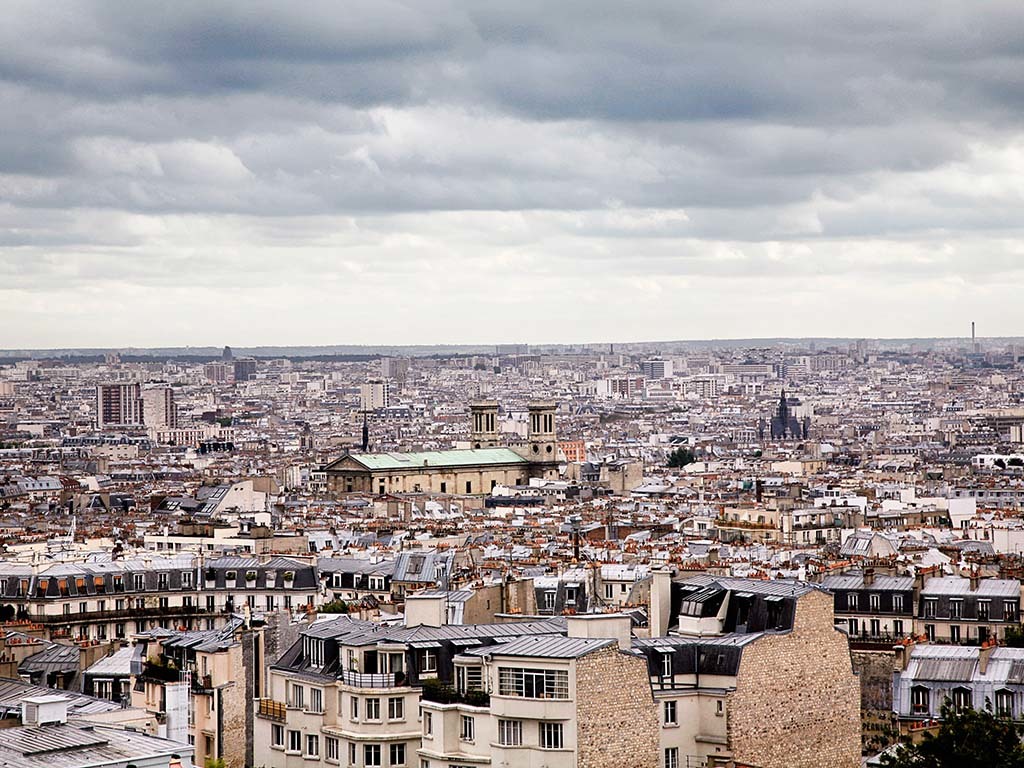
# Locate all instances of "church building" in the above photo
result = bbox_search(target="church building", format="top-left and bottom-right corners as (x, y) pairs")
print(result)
(321, 401), (561, 496)
(759, 389), (810, 441)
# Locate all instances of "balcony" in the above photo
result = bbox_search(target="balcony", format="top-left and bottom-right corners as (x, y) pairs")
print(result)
(420, 679), (490, 708)
(34, 605), (216, 625)
(257, 698), (287, 722)
(338, 669), (406, 689)
(714, 518), (777, 531)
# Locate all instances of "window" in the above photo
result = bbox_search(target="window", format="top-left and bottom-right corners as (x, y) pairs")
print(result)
(498, 667), (570, 699)
(423, 710), (432, 736)
(288, 730), (302, 753)
(79, 601), (87, 613)
(271, 724), (284, 748)
(390, 743), (406, 766)
(893, 594), (904, 612)
(498, 719), (522, 746)
(182, 571), (192, 588)
(893, 619), (904, 636)
(306, 734), (320, 758)
(350, 743), (357, 765)
(870, 619), (880, 637)
(848, 618), (859, 636)
(421, 651), (437, 673)
(1006, 601), (1018, 622)
(923, 599), (937, 618)
(605, 584), (614, 600)
(665, 747), (679, 768)
(290, 684), (304, 709)
(366, 697), (381, 720)
(460, 715), (475, 742)
(539, 721), (563, 749)
(950, 599), (963, 619)
(952, 687), (972, 711)
(310, 688), (323, 714)
(911, 687), (929, 715)
(869, 593), (880, 611)
(133, 574), (144, 591)
(364, 744), (382, 766)
(326, 736), (339, 762)
(950, 625), (961, 643)
(925, 624), (935, 642)
(351, 696), (359, 720)
(565, 587), (577, 605)
(661, 653), (673, 678)
(663, 700), (677, 725)
(846, 593), (858, 610)
(544, 591), (555, 609)
(388, 696), (404, 720)
(979, 600), (991, 621)
(997, 690), (1015, 718)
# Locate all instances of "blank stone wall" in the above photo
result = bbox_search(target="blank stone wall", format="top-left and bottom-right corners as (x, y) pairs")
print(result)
(576, 647), (661, 768)
(726, 589), (861, 768)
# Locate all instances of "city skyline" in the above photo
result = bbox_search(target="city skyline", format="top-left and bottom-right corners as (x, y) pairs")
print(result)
(5, 2), (1024, 345)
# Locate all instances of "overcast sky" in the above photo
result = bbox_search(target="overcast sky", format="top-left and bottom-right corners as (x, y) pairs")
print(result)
(4, 1), (1024, 347)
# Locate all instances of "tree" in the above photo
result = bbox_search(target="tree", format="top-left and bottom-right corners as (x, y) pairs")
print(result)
(666, 447), (696, 468)
(880, 700), (1024, 768)
(319, 599), (349, 614)
(1004, 625), (1024, 648)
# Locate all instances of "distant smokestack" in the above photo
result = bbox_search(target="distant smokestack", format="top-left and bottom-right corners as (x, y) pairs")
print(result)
(972, 321), (976, 343)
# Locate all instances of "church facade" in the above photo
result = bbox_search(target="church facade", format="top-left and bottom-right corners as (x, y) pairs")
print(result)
(322, 401), (561, 496)
(759, 389), (810, 441)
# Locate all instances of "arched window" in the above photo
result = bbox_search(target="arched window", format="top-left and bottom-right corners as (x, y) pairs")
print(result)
(911, 686), (930, 715)
(996, 689), (1015, 719)
(951, 687), (972, 712)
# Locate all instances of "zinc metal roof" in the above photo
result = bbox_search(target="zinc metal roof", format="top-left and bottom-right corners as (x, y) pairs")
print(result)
(346, 448), (528, 471)
(820, 574), (915, 592)
(921, 576), (1020, 598)
(470, 635), (615, 659)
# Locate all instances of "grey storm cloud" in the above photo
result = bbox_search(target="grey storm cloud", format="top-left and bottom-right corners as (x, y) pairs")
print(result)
(4, 0), (1024, 346)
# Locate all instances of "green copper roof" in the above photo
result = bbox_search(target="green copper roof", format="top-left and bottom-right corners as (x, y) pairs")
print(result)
(350, 447), (529, 471)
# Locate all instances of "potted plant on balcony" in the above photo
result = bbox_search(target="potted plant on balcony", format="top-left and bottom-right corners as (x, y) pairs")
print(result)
(282, 571), (295, 585)
(245, 571), (258, 584)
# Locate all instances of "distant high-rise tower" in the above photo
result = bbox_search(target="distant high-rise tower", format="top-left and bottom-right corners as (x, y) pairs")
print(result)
(141, 385), (178, 429)
(96, 383), (142, 429)
(233, 357), (257, 382)
(360, 380), (391, 411)
(222, 345), (233, 360)
(641, 358), (673, 379)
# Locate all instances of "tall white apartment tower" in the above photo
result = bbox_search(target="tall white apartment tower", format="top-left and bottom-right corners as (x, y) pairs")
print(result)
(141, 385), (178, 429)
(360, 380), (391, 411)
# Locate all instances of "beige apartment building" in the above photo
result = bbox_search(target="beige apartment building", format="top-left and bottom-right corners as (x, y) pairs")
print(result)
(255, 575), (860, 768)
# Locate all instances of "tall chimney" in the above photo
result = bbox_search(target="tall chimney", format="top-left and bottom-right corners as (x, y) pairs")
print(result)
(864, 568), (875, 587)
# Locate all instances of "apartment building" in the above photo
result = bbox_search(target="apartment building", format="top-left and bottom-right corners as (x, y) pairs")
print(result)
(253, 611), (567, 768)
(893, 643), (1024, 734)
(915, 575), (1021, 644)
(648, 574), (862, 768)
(132, 618), (263, 768)
(0, 554), (320, 642)
(255, 574), (859, 768)
(821, 570), (915, 641)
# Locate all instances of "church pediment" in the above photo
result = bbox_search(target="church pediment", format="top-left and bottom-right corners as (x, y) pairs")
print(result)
(322, 454), (369, 472)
